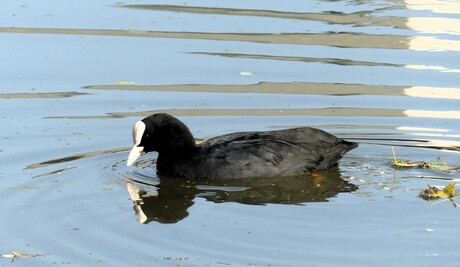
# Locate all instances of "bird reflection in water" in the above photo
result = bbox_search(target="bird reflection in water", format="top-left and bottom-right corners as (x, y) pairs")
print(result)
(126, 167), (357, 224)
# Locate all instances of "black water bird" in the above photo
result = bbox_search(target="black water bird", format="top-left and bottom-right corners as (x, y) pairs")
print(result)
(127, 113), (358, 178)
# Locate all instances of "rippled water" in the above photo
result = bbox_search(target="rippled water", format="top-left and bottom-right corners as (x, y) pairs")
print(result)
(1, 0), (460, 266)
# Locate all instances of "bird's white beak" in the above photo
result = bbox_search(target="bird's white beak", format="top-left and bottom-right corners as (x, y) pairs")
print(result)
(127, 121), (146, 166)
(127, 146), (144, 166)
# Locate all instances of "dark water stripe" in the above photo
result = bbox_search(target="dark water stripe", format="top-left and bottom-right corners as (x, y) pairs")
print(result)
(26, 147), (129, 169)
(85, 82), (459, 99)
(83, 82), (411, 96)
(122, 4), (460, 33)
(121, 4), (406, 28)
(44, 108), (460, 120)
(32, 166), (77, 179)
(0, 92), (88, 99)
(188, 52), (401, 67)
(357, 141), (460, 153)
(0, 27), (435, 50)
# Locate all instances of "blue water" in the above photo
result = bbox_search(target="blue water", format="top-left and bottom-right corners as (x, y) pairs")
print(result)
(1, 0), (460, 266)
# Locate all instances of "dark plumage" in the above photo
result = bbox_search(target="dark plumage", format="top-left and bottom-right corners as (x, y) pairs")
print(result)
(127, 113), (358, 179)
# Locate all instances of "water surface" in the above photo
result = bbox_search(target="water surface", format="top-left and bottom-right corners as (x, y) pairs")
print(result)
(1, 0), (460, 266)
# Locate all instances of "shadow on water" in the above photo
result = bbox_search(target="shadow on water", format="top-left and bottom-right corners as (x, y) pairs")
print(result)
(125, 167), (357, 224)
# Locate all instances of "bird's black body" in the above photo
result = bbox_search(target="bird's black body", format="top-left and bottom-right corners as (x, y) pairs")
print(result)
(132, 113), (358, 179)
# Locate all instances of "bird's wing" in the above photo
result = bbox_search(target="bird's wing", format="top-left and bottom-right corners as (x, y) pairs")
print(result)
(203, 127), (344, 147)
(200, 139), (323, 177)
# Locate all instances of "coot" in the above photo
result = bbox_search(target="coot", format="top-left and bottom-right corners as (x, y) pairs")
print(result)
(127, 113), (358, 178)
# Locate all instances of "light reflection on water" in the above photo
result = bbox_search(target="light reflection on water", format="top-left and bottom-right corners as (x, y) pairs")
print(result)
(1, 0), (460, 266)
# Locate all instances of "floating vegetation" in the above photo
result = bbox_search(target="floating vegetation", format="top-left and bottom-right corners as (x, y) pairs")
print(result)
(420, 183), (456, 200)
(420, 182), (458, 207)
(164, 256), (189, 261)
(391, 146), (418, 167)
(115, 80), (136, 85)
(7, 185), (38, 190)
(419, 157), (450, 172)
(390, 147), (459, 173)
(0, 251), (45, 263)
(390, 147), (459, 206)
